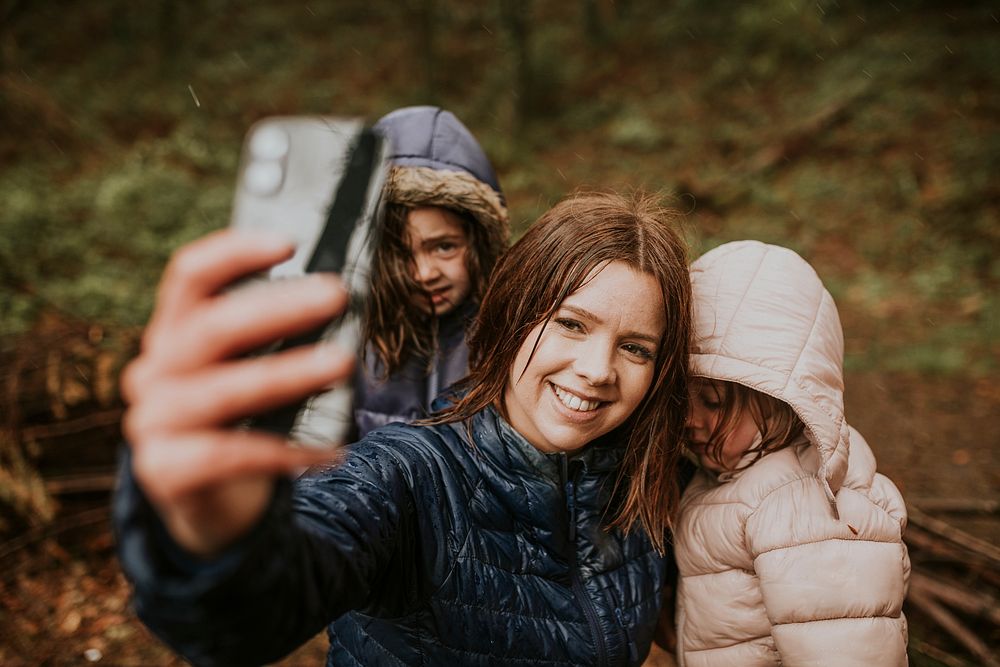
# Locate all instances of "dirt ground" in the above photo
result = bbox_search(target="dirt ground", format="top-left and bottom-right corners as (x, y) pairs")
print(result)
(0, 371), (996, 666)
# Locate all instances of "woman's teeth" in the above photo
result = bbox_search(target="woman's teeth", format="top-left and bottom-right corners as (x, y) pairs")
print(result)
(553, 385), (600, 412)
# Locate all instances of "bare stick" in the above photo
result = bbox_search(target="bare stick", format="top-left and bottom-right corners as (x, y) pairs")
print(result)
(907, 505), (1000, 567)
(0, 506), (109, 565)
(905, 526), (1000, 587)
(910, 571), (1000, 625)
(909, 497), (1000, 514)
(910, 640), (971, 667)
(19, 408), (122, 441)
(44, 469), (117, 495)
(907, 586), (1000, 667)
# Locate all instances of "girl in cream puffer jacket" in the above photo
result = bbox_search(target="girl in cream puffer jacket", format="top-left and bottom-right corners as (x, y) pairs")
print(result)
(674, 241), (910, 666)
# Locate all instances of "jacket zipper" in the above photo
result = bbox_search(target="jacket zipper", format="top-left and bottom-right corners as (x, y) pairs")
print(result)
(560, 455), (612, 666)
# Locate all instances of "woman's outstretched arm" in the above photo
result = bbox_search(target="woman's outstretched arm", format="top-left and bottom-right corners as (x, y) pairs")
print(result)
(114, 229), (425, 665)
(119, 229), (353, 556)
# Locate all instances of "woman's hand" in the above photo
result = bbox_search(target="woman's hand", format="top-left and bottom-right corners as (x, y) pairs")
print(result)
(121, 230), (354, 557)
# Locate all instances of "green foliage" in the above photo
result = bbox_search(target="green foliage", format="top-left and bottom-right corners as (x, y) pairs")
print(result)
(1, 0), (996, 377)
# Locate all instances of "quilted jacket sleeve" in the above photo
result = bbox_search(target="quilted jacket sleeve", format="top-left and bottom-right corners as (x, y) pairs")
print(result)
(113, 435), (418, 667)
(744, 475), (909, 666)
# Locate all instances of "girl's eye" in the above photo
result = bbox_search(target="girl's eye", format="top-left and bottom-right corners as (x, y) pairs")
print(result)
(700, 394), (721, 410)
(433, 242), (458, 255)
(622, 342), (655, 360)
(555, 317), (583, 333)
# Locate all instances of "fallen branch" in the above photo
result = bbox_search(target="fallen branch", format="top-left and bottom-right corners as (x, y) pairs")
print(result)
(743, 83), (874, 175)
(907, 505), (1000, 567)
(907, 586), (1000, 667)
(909, 571), (1000, 625)
(910, 639), (971, 667)
(0, 506), (109, 566)
(904, 527), (1000, 587)
(18, 408), (122, 441)
(908, 497), (1000, 514)
(903, 525), (1000, 586)
(44, 470), (117, 495)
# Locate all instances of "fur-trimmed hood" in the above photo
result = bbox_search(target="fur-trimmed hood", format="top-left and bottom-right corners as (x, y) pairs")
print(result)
(689, 240), (850, 502)
(374, 106), (508, 247)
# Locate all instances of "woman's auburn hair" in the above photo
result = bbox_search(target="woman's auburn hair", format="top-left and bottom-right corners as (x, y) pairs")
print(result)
(363, 202), (495, 376)
(431, 190), (692, 553)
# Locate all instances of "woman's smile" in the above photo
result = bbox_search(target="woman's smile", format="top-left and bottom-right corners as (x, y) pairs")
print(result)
(549, 382), (605, 414)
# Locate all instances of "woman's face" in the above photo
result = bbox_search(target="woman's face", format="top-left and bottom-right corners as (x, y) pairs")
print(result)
(503, 261), (666, 454)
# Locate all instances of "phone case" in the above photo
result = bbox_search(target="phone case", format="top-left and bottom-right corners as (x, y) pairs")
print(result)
(229, 117), (390, 447)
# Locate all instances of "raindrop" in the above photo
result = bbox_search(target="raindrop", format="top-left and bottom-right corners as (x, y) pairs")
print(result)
(84, 648), (103, 663)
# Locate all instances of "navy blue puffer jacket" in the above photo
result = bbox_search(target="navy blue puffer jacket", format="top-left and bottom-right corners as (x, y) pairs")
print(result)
(115, 406), (669, 666)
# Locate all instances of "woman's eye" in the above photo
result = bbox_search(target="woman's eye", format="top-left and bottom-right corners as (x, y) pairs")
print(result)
(555, 318), (583, 333)
(622, 343), (654, 360)
(701, 395), (721, 410)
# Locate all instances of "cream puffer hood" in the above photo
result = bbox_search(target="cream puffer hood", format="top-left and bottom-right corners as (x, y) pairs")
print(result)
(689, 240), (849, 507)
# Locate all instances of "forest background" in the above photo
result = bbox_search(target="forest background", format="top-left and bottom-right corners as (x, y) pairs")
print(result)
(0, 0), (997, 665)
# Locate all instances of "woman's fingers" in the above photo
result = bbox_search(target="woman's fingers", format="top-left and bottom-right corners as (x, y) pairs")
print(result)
(124, 342), (354, 439)
(142, 273), (348, 382)
(132, 430), (341, 513)
(121, 230), (349, 405)
(146, 229), (296, 349)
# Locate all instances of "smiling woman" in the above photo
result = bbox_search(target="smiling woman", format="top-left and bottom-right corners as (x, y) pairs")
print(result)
(115, 191), (692, 666)
(504, 262), (665, 455)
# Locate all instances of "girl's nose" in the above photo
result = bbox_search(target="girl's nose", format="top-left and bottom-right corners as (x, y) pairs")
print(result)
(415, 256), (441, 284)
(685, 404), (703, 430)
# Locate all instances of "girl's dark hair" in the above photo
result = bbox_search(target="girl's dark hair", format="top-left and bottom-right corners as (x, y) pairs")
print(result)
(364, 202), (495, 376)
(696, 380), (805, 471)
(431, 191), (692, 552)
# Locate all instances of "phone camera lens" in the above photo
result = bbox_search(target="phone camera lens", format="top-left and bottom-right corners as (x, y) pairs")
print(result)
(244, 161), (284, 196)
(250, 125), (291, 160)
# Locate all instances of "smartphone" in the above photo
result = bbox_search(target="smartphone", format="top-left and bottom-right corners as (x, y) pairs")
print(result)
(228, 117), (390, 447)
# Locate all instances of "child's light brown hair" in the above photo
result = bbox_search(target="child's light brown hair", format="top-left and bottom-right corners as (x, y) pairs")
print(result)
(698, 380), (805, 472)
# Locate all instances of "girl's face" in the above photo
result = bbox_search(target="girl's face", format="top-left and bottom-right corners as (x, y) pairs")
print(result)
(685, 379), (759, 473)
(503, 261), (665, 454)
(406, 206), (472, 316)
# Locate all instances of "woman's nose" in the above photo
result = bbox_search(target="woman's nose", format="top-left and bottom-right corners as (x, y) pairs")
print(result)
(573, 345), (616, 386)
